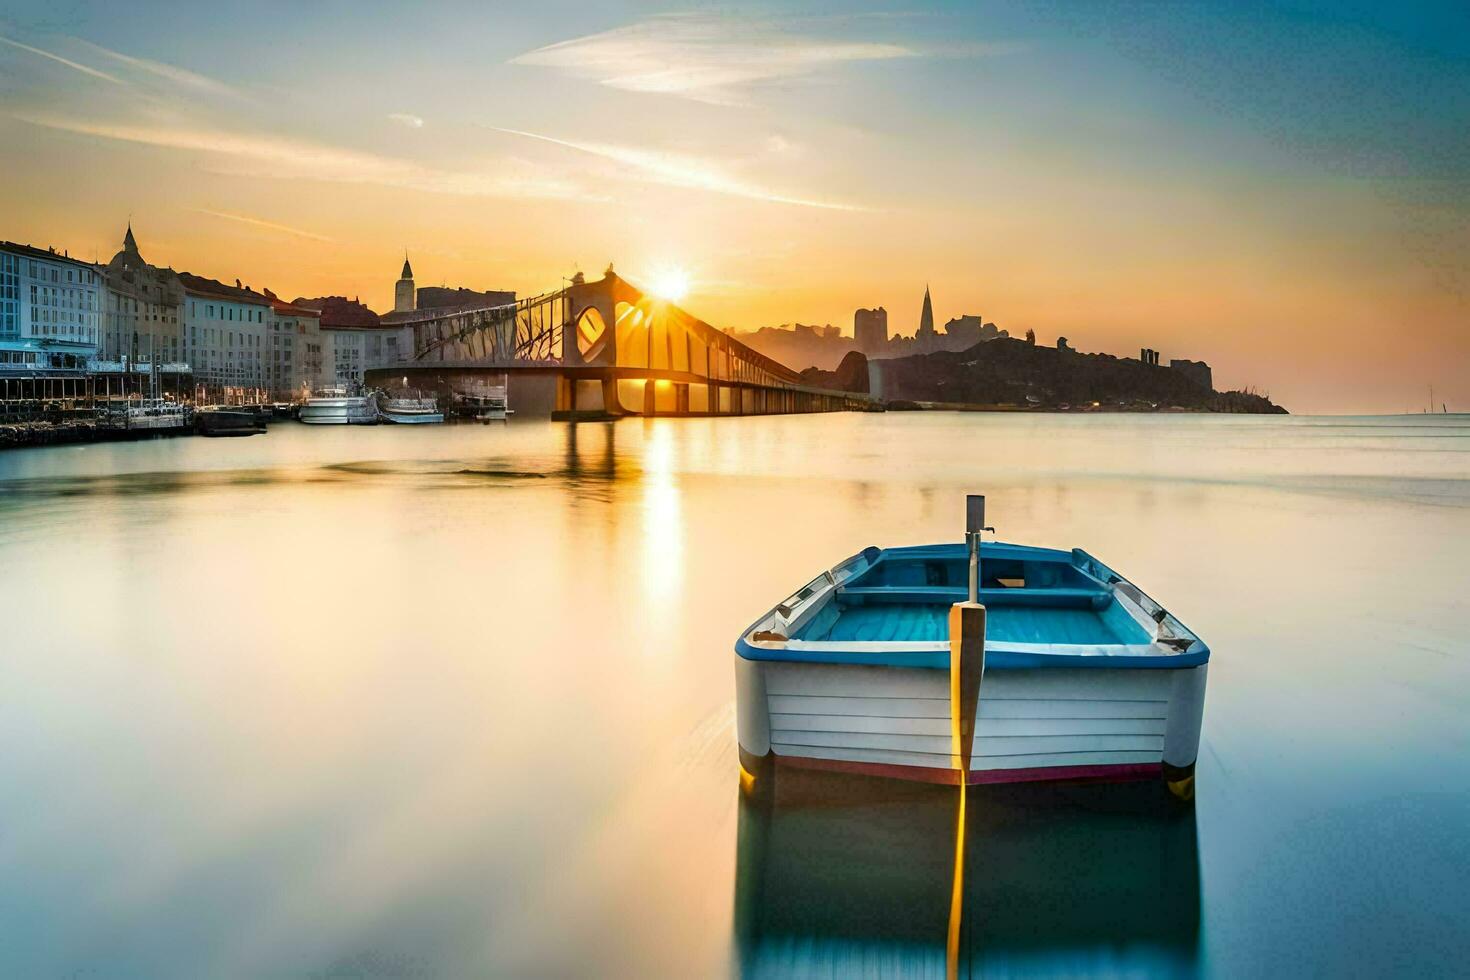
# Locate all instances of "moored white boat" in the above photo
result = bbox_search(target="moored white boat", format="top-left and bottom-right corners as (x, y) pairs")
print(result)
(299, 387), (378, 425)
(379, 393), (444, 424)
(735, 496), (1209, 800)
(118, 398), (189, 431)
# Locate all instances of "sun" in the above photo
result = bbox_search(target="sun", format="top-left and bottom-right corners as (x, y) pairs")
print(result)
(649, 266), (690, 303)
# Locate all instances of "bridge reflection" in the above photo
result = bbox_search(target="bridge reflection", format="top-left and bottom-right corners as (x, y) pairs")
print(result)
(364, 272), (877, 418)
(734, 770), (1200, 977)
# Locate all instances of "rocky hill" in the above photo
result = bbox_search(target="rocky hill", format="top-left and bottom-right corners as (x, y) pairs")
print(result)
(800, 341), (1285, 413)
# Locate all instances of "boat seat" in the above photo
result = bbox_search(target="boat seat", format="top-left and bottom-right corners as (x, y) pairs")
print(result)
(836, 584), (1111, 608)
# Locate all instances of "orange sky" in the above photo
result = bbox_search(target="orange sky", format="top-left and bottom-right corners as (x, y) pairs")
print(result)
(1, 5), (1465, 412)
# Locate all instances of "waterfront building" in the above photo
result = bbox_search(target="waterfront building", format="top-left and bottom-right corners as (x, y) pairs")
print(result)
(265, 291), (325, 399)
(291, 295), (407, 386)
(0, 239), (101, 372)
(379, 259), (510, 370)
(179, 273), (272, 400)
(854, 307), (888, 355)
(97, 225), (185, 367)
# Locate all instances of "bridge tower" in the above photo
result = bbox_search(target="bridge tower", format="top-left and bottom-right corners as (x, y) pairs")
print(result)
(394, 254), (415, 313)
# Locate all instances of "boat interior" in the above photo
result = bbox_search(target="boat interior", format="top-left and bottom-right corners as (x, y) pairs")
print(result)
(753, 544), (1200, 654)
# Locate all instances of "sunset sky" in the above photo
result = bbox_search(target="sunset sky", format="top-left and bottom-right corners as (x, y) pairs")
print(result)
(1, 1), (1465, 412)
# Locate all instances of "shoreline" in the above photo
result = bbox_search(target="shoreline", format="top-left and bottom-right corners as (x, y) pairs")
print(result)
(883, 399), (1289, 415)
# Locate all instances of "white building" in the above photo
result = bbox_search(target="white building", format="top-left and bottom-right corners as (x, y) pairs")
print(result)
(179, 272), (272, 399)
(97, 225), (186, 368)
(290, 294), (411, 388)
(0, 240), (101, 372)
(266, 294), (325, 400)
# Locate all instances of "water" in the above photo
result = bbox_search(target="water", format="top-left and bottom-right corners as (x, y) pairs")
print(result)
(1, 413), (1466, 978)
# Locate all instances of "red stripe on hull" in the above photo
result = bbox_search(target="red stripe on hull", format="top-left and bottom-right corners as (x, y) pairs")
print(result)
(774, 753), (1161, 787)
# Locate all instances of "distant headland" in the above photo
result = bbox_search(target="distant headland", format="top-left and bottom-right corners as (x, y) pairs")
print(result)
(726, 286), (1286, 414)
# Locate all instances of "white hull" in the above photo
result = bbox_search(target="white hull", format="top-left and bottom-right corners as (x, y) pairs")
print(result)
(299, 396), (378, 425)
(125, 415), (188, 431)
(739, 659), (1205, 781)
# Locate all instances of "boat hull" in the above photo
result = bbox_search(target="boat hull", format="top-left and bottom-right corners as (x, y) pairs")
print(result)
(195, 410), (266, 437)
(124, 418), (188, 431)
(298, 397), (378, 425)
(737, 658), (1205, 787)
(380, 411), (444, 424)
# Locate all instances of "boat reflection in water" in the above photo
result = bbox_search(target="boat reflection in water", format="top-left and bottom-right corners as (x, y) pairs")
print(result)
(734, 769), (1199, 977)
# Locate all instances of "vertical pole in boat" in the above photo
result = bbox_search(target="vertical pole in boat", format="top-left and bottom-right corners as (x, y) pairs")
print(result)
(966, 494), (983, 604)
(947, 495), (988, 979)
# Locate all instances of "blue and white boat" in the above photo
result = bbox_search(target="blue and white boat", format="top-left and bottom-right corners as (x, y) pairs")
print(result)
(735, 496), (1209, 800)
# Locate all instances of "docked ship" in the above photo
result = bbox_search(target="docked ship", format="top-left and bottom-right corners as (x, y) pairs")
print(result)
(298, 386), (378, 425)
(118, 398), (189, 432)
(195, 406), (267, 437)
(378, 392), (444, 424)
(735, 495), (1209, 801)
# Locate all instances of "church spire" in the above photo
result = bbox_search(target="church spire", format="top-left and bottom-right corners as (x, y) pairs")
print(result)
(400, 252), (413, 280)
(918, 284), (935, 338)
(124, 223), (138, 252)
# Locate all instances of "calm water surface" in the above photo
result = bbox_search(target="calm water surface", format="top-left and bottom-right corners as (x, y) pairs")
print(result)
(1, 413), (1466, 977)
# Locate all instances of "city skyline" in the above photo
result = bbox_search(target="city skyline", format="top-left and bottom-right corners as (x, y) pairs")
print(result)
(2, 2), (1466, 412)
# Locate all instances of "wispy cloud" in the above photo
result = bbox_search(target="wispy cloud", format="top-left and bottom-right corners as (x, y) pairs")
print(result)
(12, 112), (591, 201)
(388, 113), (425, 129)
(510, 13), (916, 104)
(73, 38), (244, 100)
(0, 34), (123, 85)
(492, 126), (861, 210)
(194, 209), (336, 242)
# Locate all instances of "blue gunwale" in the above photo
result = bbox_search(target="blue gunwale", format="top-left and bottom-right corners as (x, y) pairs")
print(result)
(735, 542), (1211, 670)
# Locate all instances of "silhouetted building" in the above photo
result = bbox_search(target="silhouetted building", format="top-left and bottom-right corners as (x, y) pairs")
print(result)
(942, 314), (1006, 350)
(1140, 348), (1161, 366)
(854, 307), (888, 355)
(1169, 358), (1213, 390)
(1057, 337), (1070, 352)
(915, 286), (937, 349)
(736, 287), (1007, 368)
(415, 285), (516, 311)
